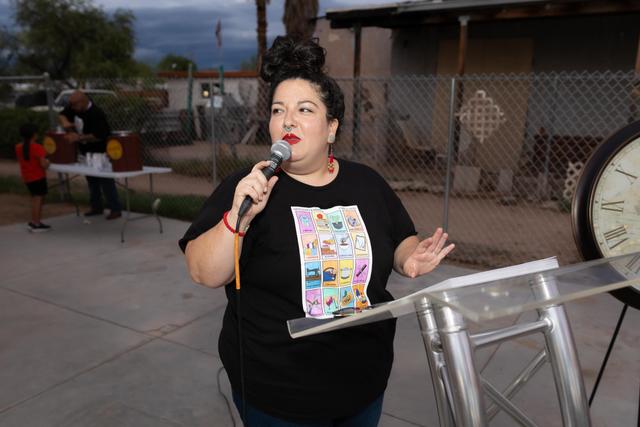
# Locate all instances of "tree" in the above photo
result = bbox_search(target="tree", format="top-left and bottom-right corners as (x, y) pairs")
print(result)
(255, 0), (269, 73)
(254, 0), (271, 143)
(0, 26), (19, 75)
(10, 0), (139, 82)
(157, 54), (196, 72)
(0, 28), (17, 103)
(130, 61), (155, 78)
(239, 54), (257, 72)
(283, 0), (318, 41)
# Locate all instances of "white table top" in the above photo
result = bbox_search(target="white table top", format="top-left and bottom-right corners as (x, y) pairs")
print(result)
(50, 163), (172, 178)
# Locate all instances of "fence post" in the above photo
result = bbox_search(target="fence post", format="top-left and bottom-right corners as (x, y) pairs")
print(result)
(186, 63), (194, 141)
(43, 73), (56, 130)
(219, 64), (225, 94)
(210, 76), (217, 187)
(539, 75), (559, 200)
(351, 23), (362, 158)
(443, 77), (457, 232)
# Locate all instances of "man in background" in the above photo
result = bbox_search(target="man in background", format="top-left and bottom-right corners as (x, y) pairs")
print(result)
(58, 90), (122, 219)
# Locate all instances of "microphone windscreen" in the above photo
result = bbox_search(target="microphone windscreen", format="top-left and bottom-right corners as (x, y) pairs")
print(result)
(271, 140), (292, 161)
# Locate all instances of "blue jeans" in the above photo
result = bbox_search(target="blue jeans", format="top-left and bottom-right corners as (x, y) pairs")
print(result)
(232, 392), (383, 427)
(86, 176), (121, 212)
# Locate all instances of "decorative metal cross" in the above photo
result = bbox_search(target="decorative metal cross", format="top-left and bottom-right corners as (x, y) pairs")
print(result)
(457, 90), (506, 143)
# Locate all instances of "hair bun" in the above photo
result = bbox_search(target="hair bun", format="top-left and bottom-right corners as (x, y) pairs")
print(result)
(260, 36), (326, 83)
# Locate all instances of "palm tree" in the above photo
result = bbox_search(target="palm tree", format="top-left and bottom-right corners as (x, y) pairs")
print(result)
(253, 0), (320, 144)
(252, 0), (269, 143)
(283, 0), (319, 40)
(256, 0), (269, 72)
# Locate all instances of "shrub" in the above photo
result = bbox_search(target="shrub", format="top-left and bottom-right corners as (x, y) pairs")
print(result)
(100, 96), (150, 133)
(170, 153), (254, 180)
(0, 109), (51, 158)
(0, 174), (208, 222)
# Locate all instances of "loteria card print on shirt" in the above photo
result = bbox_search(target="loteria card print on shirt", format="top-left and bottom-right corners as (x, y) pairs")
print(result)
(292, 206), (372, 318)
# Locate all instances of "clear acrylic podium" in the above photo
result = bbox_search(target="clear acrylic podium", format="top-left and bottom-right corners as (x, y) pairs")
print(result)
(288, 253), (640, 427)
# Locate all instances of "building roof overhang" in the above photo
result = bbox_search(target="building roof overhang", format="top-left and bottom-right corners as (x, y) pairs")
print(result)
(157, 70), (258, 79)
(325, 0), (640, 29)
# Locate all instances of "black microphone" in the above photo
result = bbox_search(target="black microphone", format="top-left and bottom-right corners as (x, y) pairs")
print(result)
(237, 140), (291, 219)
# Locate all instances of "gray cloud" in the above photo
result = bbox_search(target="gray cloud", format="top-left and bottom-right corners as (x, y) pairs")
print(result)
(122, 0), (395, 69)
(0, 2), (12, 28)
(0, 0), (397, 70)
(128, 3), (286, 69)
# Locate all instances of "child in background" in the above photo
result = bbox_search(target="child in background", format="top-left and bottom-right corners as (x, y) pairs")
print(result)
(15, 123), (51, 232)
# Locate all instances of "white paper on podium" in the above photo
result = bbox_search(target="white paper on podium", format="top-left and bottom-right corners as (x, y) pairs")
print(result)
(288, 257), (559, 339)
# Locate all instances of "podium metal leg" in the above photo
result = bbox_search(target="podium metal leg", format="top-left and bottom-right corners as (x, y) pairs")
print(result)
(435, 304), (488, 427)
(481, 378), (537, 427)
(149, 174), (163, 234)
(486, 349), (547, 420)
(532, 275), (591, 427)
(415, 298), (455, 427)
(411, 275), (591, 427)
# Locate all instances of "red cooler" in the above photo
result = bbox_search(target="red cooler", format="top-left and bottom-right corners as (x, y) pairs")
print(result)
(43, 131), (77, 164)
(106, 131), (142, 172)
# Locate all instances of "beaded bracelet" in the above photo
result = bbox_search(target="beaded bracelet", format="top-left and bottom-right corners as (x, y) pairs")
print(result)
(222, 211), (246, 237)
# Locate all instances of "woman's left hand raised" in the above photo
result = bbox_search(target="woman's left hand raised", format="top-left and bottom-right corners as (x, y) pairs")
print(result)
(402, 228), (455, 278)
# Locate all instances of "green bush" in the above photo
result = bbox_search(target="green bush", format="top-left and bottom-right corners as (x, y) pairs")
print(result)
(0, 174), (28, 194)
(119, 192), (208, 221)
(0, 174), (207, 222)
(170, 153), (254, 180)
(0, 109), (51, 159)
(101, 96), (150, 132)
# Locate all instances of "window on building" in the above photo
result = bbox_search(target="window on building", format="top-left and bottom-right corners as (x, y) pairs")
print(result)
(201, 82), (221, 98)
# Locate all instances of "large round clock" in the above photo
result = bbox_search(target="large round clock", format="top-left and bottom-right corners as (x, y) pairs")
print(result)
(572, 120), (640, 310)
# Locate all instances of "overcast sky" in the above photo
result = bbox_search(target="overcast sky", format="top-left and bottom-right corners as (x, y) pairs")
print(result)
(0, 0), (399, 70)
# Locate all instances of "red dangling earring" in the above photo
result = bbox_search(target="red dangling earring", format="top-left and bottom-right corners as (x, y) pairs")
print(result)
(327, 144), (335, 173)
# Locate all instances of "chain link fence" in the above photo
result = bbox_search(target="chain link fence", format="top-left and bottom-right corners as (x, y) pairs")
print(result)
(336, 71), (639, 267)
(1, 71), (638, 268)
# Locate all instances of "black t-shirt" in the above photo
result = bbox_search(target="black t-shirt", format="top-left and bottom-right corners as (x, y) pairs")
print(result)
(60, 103), (111, 154)
(179, 159), (416, 422)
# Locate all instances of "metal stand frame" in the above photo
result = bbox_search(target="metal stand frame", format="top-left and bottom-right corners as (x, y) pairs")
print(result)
(587, 304), (638, 425)
(416, 274), (591, 426)
(55, 172), (163, 242)
(588, 303), (628, 406)
(118, 175), (163, 243)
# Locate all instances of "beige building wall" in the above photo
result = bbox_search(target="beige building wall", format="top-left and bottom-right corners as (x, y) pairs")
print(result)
(314, 18), (392, 78)
(314, 18), (393, 159)
(431, 38), (534, 172)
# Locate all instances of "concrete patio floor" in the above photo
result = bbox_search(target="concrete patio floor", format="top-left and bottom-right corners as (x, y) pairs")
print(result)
(0, 213), (637, 426)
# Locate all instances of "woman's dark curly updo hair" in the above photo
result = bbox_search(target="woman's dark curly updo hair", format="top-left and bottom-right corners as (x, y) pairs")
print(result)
(261, 36), (345, 135)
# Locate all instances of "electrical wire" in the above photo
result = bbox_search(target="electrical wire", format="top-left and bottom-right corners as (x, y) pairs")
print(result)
(233, 216), (247, 425)
(235, 233), (241, 291)
(216, 366), (237, 427)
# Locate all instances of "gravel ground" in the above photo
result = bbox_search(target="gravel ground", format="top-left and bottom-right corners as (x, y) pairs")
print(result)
(0, 193), (79, 226)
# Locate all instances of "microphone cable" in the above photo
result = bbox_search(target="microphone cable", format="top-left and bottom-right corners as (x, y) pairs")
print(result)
(230, 141), (289, 426)
(233, 215), (247, 425)
(216, 366), (238, 427)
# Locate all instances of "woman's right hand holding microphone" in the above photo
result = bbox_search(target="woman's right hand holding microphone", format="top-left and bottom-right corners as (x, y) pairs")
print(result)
(226, 161), (280, 234)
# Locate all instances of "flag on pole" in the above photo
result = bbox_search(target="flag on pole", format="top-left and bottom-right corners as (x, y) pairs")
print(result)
(215, 19), (222, 48)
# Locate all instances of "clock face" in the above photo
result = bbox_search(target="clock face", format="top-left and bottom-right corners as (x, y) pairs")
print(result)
(590, 136), (640, 260)
(573, 120), (640, 310)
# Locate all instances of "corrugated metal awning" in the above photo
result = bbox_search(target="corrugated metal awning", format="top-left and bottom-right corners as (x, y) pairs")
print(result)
(325, 0), (639, 29)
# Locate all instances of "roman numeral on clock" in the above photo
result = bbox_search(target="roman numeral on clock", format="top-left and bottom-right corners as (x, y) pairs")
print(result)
(601, 200), (624, 212)
(625, 254), (640, 275)
(614, 167), (638, 184)
(603, 225), (628, 250)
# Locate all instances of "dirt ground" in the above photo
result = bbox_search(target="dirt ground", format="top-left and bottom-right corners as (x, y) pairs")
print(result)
(0, 193), (80, 226)
(0, 158), (581, 268)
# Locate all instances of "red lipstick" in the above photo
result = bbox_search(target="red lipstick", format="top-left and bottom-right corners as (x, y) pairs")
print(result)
(283, 133), (301, 145)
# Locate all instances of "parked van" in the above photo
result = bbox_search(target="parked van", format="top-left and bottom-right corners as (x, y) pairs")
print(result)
(26, 89), (117, 112)
(52, 89), (117, 111)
